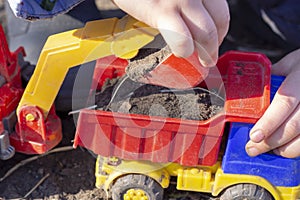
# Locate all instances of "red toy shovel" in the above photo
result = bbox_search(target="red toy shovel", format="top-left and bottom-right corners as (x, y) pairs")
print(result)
(126, 50), (208, 89)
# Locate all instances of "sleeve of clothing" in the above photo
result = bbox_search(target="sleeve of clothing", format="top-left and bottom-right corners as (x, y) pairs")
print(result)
(7, 0), (85, 20)
(247, 0), (300, 47)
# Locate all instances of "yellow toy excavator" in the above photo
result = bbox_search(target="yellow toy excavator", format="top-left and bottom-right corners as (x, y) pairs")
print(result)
(14, 16), (155, 154)
(15, 15), (205, 154)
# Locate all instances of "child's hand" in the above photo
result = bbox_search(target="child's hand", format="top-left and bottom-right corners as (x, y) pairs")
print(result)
(246, 49), (300, 158)
(113, 0), (230, 67)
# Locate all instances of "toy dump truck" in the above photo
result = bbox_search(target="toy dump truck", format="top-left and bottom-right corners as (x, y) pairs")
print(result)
(12, 15), (300, 199)
(73, 51), (300, 200)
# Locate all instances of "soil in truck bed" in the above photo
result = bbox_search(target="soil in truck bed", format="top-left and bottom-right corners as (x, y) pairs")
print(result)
(95, 76), (224, 121)
(95, 43), (225, 120)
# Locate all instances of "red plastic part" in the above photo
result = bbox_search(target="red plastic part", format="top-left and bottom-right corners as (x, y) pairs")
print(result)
(12, 106), (62, 154)
(0, 26), (24, 111)
(0, 25), (62, 154)
(0, 26), (24, 85)
(137, 51), (209, 89)
(74, 51), (271, 166)
(74, 110), (225, 166)
(0, 25), (24, 138)
(92, 55), (128, 90)
(221, 51), (271, 119)
(0, 84), (23, 120)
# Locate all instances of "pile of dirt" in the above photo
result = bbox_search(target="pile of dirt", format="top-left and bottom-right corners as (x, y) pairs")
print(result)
(96, 38), (224, 120)
(95, 76), (224, 121)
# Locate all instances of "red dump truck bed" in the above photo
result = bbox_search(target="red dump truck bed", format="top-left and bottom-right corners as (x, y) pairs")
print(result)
(74, 51), (271, 166)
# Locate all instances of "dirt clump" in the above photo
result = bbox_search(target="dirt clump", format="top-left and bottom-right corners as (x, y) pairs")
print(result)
(125, 34), (172, 82)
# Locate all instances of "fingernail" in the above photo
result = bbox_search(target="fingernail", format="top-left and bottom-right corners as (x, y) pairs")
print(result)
(250, 130), (265, 143)
(198, 57), (216, 68)
(246, 146), (260, 157)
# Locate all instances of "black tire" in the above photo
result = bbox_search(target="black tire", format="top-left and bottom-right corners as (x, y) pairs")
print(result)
(220, 183), (273, 200)
(111, 174), (164, 200)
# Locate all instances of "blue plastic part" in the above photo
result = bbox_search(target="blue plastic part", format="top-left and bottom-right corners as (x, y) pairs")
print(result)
(222, 75), (300, 187)
(270, 75), (285, 101)
(222, 122), (300, 187)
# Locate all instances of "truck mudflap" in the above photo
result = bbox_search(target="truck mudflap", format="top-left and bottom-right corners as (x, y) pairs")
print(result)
(74, 51), (271, 166)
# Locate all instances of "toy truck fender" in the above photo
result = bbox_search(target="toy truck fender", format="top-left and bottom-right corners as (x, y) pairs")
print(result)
(96, 156), (170, 191)
(212, 165), (300, 200)
(212, 168), (282, 199)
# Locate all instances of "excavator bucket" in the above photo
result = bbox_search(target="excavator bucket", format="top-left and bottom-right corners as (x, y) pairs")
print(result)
(133, 51), (209, 89)
(124, 35), (208, 89)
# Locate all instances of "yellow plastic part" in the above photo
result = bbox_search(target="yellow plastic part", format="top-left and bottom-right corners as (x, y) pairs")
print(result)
(17, 15), (159, 117)
(276, 185), (300, 200)
(25, 113), (35, 122)
(123, 189), (149, 200)
(212, 167), (282, 199)
(96, 158), (299, 200)
(176, 164), (218, 193)
(95, 156), (170, 191)
(164, 162), (300, 200)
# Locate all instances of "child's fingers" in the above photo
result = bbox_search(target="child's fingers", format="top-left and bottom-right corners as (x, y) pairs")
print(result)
(180, 0), (219, 67)
(157, 13), (194, 58)
(203, 0), (230, 45)
(246, 101), (300, 157)
(273, 135), (300, 158)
